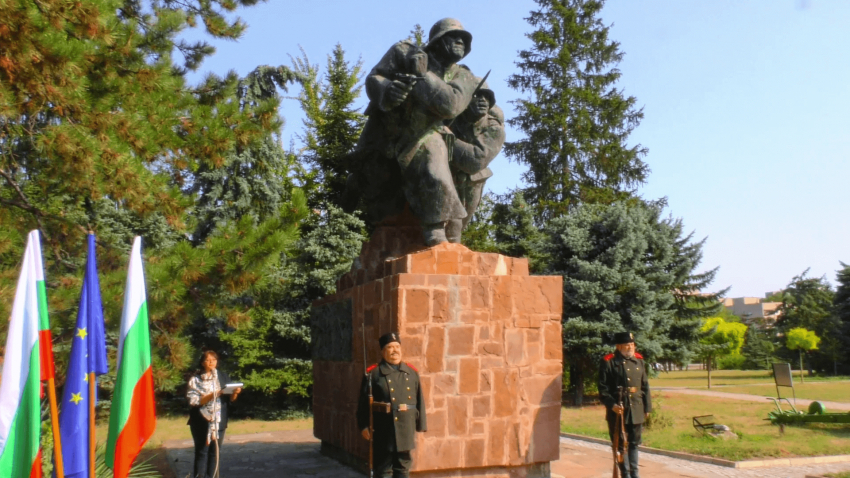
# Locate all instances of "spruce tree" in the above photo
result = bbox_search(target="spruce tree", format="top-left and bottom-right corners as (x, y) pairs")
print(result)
(776, 270), (840, 374)
(540, 201), (715, 404)
(219, 204), (366, 413)
(190, 65), (300, 242)
(507, 0), (648, 220)
(741, 326), (775, 370)
(491, 193), (547, 273)
(834, 262), (850, 371)
(662, 208), (728, 365)
(460, 192), (499, 253)
(291, 45), (365, 209)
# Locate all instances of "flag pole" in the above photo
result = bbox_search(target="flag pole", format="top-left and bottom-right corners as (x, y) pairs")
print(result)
(89, 372), (96, 478)
(47, 376), (65, 478)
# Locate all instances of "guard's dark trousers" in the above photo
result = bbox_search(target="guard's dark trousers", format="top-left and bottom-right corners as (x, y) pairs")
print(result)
(373, 448), (412, 478)
(607, 420), (642, 478)
(191, 426), (225, 478)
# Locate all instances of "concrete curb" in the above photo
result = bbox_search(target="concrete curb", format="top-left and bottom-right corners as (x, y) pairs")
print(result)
(560, 432), (850, 469)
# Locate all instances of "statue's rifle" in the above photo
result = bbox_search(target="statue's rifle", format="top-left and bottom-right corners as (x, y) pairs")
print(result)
(361, 324), (374, 478)
(446, 70), (491, 130)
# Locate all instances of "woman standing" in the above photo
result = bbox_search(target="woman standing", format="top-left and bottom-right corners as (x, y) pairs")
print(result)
(186, 350), (241, 478)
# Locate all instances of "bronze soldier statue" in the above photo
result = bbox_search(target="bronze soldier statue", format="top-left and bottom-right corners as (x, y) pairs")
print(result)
(346, 18), (479, 245)
(598, 332), (652, 478)
(357, 333), (427, 478)
(445, 79), (505, 243)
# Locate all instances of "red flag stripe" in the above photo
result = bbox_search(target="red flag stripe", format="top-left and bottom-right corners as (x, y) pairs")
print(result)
(38, 330), (54, 381)
(30, 449), (42, 478)
(111, 366), (156, 478)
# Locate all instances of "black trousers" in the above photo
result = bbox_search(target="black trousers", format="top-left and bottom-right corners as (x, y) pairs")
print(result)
(607, 420), (642, 478)
(191, 426), (226, 478)
(373, 448), (412, 478)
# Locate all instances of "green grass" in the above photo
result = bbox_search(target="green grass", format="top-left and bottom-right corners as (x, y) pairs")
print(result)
(561, 392), (850, 461)
(826, 472), (850, 478)
(650, 369), (849, 389)
(717, 382), (850, 404)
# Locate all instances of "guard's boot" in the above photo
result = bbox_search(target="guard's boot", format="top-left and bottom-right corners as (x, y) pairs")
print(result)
(628, 445), (640, 478)
(423, 222), (448, 246)
(617, 460), (628, 478)
(445, 219), (463, 243)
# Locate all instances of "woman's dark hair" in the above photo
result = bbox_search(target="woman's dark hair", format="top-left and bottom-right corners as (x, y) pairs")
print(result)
(198, 350), (218, 371)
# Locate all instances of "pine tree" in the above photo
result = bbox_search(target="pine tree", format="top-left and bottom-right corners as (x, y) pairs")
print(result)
(291, 45), (365, 209)
(507, 0), (648, 220)
(0, 0), (297, 388)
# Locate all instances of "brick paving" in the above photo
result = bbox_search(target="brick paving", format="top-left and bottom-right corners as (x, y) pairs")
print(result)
(162, 429), (850, 478)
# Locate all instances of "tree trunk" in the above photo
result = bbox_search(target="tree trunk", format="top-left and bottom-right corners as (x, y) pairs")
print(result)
(572, 364), (584, 407)
(707, 355), (712, 389)
(799, 351), (804, 383)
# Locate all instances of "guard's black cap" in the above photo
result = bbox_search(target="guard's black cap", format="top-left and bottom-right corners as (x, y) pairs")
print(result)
(379, 332), (401, 349)
(613, 332), (635, 345)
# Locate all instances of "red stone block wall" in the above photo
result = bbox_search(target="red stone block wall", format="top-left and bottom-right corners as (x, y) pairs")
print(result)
(313, 243), (563, 477)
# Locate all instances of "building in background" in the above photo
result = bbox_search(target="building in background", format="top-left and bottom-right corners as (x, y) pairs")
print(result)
(722, 292), (782, 325)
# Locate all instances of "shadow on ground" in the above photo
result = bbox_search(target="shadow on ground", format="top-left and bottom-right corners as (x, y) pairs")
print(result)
(163, 429), (364, 478)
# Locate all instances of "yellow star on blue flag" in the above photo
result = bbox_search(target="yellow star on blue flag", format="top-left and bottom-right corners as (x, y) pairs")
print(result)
(59, 234), (109, 478)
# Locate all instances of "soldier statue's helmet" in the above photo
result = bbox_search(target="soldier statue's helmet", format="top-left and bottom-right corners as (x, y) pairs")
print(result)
(379, 332), (401, 349)
(426, 18), (472, 58)
(613, 332), (635, 345)
(473, 79), (496, 106)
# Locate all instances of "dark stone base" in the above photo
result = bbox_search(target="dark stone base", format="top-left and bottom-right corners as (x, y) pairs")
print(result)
(320, 440), (368, 475)
(319, 440), (552, 478)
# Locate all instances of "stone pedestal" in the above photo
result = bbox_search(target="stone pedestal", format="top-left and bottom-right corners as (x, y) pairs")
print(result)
(312, 240), (563, 478)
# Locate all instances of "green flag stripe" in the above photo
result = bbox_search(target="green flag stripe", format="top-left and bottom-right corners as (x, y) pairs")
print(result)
(106, 301), (151, 459)
(36, 281), (48, 331)
(0, 346), (41, 477)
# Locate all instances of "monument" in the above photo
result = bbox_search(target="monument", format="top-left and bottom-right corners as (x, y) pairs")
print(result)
(314, 18), (563, 478)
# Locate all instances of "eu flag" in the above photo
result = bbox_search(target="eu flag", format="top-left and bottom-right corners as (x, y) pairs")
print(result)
(58, 235), (108, 478)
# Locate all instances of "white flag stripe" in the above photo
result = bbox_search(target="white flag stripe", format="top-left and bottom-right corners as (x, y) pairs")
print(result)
(116, 236), (146, 370)
(29, 231), (44, 282)
(0, 232), (41, 452)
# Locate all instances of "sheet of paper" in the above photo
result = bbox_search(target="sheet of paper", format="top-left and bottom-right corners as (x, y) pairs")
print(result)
(221, 383), (243, 395)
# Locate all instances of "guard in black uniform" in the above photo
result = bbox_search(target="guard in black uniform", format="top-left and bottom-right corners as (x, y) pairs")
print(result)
(598, 332), (652, 478)
(357, 333), (427, 478)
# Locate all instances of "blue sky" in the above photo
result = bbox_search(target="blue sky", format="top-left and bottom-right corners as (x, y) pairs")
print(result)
(185, 0), (850, 298)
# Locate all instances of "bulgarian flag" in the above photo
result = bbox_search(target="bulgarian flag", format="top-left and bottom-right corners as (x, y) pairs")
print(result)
(0, 231), (48, 477)
(105, 237), (155, 478)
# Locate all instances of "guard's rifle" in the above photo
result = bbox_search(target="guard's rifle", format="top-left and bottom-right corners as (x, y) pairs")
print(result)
(611, 386), (627, 478)
(361, 324), (374, 478)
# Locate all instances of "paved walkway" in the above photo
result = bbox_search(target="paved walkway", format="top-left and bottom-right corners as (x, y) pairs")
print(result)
(163, 429), (850, 478)
(656, 388), (850, 411)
